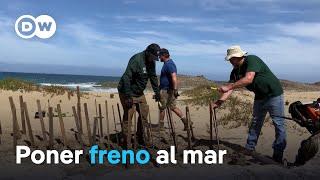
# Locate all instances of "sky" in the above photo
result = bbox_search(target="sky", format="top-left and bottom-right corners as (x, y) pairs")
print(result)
(0, 0), (319, 82)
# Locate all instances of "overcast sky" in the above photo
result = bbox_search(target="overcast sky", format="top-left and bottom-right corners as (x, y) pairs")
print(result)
(0, 0), (319, 82)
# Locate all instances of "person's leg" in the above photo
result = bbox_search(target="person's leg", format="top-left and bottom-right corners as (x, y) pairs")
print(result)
(135, 95), (149, 145)
(171, 107), (183, 118)
(119, 93), (133, 148)
(159, 110), (166, 127)
(167, 90), (188, 130)
(245, 99), (268, 150)
(267, 95), (286, 162)
(158, 90), (168, 129)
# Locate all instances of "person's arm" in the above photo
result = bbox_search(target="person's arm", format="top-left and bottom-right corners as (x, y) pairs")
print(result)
(219, 89), (233, 101)
(171, 72), (178, 90)
(212, 89), (233, 108)
(122, 58), (135, 97)
(219, 72), (255, 93)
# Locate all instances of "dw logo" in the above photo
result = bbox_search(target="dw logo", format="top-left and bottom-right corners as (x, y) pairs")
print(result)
(15, 15), (57, 39)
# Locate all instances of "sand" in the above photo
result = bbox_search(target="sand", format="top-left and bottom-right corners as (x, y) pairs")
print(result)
(0, 89), (319, 179)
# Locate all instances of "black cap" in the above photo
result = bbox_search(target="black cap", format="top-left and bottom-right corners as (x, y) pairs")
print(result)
(159, 48), (170, 56)
(146, 43), (160, 57)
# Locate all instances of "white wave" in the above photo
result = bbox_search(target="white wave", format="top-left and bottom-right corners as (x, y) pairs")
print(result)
(83, 88), (119, 93)
(39, 82), (118, 93)
(40, 82), (100, 88)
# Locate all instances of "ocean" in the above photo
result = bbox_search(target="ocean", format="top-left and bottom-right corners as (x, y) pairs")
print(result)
(0, 72), (120, 92)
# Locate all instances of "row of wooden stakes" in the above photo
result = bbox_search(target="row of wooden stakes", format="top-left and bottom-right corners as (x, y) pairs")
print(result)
(6, 86), (124, 151)
(7, 97), (198, 152)
(5, 87), (218, 153)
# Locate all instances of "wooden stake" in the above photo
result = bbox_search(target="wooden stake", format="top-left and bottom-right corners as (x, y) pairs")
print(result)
(186, 106), (195, 140)
(213, 108), (220, 149)
(209, 102), (214, 149)
(95, 99), (98, 116)
(23, 102), (34, 146)
(186, 106), (192, 149)
(19, 96), (26, 134)
(76, 86), (83, 134)
(48, 107), (54, 149)
(72, 106), (83, 145)
(57, 104), (68, 146)
(105, 100), (110, 148)
(158, 107), (161, 134)
(117, 103), (123, 131)
(147, 105), (153, 146)
(133, 105), (137, 151)
(9, 97), (20, 149)
(92, 117), (98, 144)
(84, 103), (92, 145)
(37, 100), (47, 141)
(167, 107), (177, 151)
(112, 105), (119, 145)
(98, 104), (104, 139)
(94, 99), (100, 136)
(166, 109), (172, 142)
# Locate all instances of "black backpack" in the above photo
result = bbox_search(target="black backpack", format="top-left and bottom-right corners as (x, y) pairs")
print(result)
(289, 101), (320, 134)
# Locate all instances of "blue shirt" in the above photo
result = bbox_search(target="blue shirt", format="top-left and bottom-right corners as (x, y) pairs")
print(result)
(160, 59), (177, 90)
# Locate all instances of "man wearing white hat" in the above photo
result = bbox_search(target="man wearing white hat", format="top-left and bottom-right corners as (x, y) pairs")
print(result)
(212, 45), (286, 163)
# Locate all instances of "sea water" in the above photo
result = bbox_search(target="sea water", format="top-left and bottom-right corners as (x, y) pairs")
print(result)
(0, 72), (120, 92)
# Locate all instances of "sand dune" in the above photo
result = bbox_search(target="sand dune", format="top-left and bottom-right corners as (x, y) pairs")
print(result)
(0, 89), (319, 178)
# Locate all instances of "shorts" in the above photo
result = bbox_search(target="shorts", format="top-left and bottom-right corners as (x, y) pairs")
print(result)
(159, 89), (177, 111)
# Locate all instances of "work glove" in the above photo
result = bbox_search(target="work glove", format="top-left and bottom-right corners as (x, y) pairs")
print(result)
(125, 97), (134, 109)
(173, 89), (180, 98)
(154, 92), (161, 102)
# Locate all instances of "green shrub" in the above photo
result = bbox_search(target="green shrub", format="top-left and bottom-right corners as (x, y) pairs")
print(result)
(219, 96), (253, 128)
(0, 78), (37, 91)
(181, 84), (220, 106)
(182, 85), (255, 129)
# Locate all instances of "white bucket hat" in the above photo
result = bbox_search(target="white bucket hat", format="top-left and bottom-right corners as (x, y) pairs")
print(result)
(225, 45), (247, 61)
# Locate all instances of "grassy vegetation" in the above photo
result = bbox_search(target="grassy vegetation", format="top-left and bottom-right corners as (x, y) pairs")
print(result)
(218, 96), (253, 128)
(182, 84), (255, 129)
(0, 78), (73, 95)
(181, 84), (220, 106)
(99, 81), (119, 88)
(0, 78), (38, 91)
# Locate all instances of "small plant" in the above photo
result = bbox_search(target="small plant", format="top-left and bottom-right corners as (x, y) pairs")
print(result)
(219, 96), (253, 128)
(181, 84), (220, 106)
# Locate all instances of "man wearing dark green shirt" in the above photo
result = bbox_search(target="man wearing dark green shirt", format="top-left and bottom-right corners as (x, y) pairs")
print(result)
(118, 43), (161, 148)
(212, 45), (286, 163)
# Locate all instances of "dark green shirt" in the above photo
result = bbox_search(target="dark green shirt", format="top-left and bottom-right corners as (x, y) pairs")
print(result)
(118, 51), (159, 97)
(229, 55), (283, 100)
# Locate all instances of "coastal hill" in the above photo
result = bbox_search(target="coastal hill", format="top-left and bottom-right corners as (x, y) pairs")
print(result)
(1, 73), (320, 92)
(99, 74), (215, 89)
(175, 75), (320, 91)
(280, 79), (320, 91)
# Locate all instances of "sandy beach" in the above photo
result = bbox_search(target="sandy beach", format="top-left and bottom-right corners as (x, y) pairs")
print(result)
(0, 89), (319, 159)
